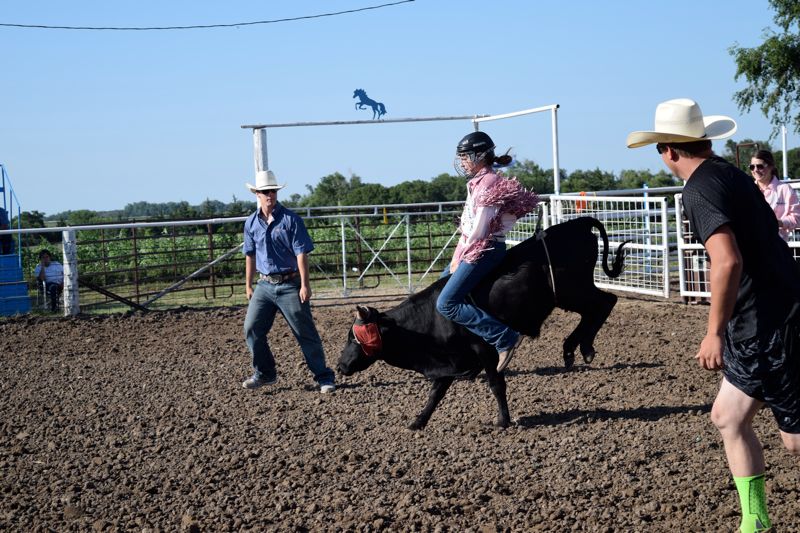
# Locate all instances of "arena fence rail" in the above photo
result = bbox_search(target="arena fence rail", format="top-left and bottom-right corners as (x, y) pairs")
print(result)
(675, 187), (800, 302)
(1, 186), (718, 316)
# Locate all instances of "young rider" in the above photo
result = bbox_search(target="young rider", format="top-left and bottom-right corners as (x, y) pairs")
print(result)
(436, 131), (538, 372)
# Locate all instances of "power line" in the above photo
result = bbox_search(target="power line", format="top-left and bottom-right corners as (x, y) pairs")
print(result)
(0, 0), (414, 31)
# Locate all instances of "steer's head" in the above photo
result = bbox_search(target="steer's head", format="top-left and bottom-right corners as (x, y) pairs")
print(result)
(337, 305), (383, 376)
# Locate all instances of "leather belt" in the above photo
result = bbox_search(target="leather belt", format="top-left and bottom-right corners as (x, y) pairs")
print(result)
(259, 271), (299, 284)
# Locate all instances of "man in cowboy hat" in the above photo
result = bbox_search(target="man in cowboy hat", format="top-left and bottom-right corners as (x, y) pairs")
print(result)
(628, 98), (800, 532)
(240, 170), (336, 393)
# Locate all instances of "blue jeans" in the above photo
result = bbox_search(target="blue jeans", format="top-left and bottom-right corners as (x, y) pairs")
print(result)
(44, 282), (62, 312)
(436, 242), (519, 352)
(244, 278), (334, 385)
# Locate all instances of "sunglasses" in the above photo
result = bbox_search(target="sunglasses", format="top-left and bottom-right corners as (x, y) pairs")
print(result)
(749, 164), (766, 171)
(656, 144), (667, 154)
(255, 189), (276, 195)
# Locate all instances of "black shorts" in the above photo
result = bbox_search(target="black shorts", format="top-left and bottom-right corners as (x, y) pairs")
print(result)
(723, 317), (800, 433)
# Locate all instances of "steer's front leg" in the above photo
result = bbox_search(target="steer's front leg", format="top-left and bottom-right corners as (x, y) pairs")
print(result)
(408, 377), (454, 430)
(484, 369), (511, 428)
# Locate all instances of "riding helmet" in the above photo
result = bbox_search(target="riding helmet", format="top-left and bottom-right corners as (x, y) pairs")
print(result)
(456, 131), (496, 155)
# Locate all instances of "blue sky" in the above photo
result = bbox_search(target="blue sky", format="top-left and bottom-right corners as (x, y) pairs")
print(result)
(0, 0), (789, 215)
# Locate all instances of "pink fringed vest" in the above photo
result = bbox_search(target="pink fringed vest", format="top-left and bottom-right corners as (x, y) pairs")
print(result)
(452, 169), (539, 264)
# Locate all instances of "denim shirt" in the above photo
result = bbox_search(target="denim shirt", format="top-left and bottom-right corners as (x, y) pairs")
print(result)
(243, 203), (314, 275)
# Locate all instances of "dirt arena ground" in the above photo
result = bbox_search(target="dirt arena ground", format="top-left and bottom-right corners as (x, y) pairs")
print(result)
(1, 296), (798, 532)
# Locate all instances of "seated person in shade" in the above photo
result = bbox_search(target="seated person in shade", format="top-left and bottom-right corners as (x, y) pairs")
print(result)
(751, 149), (800, 241)
(0, 207), (12, 255)
(34, 249), (64, 312)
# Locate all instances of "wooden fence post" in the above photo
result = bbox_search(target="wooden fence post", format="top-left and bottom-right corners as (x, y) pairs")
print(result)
(62, 229), (79, 316)
(253, 129), (268, 175)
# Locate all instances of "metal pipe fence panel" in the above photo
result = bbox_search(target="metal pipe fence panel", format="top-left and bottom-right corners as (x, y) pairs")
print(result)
(547, 195), (671, 297)
(675, 190), (800, 301)
(11, 205), (467, 313)
(6, 187), (714, 315)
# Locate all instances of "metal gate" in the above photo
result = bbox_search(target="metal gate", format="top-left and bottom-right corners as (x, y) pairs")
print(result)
(675, 191), (800, 300)
(548, 194), (671, 297)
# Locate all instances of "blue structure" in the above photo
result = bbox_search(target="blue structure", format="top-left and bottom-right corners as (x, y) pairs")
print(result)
(0, 165), (31, 316)
(353, 89), (387, 120)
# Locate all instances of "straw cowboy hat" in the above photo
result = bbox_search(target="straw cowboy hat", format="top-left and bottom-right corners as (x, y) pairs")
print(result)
(626, 98), (738, 148)
(246, 170), (285, 192)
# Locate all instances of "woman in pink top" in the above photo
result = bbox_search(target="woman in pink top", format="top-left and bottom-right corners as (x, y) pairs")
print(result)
(751, 149), (800, 241)
(435, 131), (538, 372)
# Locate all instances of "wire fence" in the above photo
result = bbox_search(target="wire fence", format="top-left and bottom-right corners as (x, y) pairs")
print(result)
(2, 184), (740, 316)
(9, 203), (466, 314)
(675, 188), (800, 301)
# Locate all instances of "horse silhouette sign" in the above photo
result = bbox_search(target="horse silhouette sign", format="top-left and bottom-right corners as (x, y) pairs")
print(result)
(353, 89), (387, 120)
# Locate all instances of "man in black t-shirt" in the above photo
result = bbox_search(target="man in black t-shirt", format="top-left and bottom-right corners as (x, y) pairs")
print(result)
(628, 98), (800, 533)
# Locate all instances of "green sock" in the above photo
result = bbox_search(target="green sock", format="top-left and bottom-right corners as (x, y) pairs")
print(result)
(734, 474), (771, 532)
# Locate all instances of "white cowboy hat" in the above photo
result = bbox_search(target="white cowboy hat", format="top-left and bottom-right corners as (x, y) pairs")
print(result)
(626, 98), (738, 148)
(246, 170), (285, 192)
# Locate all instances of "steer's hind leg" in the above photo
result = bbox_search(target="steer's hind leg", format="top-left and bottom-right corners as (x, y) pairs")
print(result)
(562, 323), (586, 369)
(409, 377), (454, 430)
(484, 369), (511, 428)
(561, 289), (617, 369)
(577, 290), (617, 364)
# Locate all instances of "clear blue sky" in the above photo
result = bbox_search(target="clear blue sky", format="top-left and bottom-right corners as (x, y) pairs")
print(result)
(0, 0), (789, 216)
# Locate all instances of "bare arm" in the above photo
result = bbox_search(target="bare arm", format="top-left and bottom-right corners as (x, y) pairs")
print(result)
(695, 225), (742, 370)
(297, 252), (312, 303)
(781, 186), (800, 230)
(245, 254), (256, 300)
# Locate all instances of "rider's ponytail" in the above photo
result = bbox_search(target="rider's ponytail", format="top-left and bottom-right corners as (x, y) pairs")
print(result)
(492, 153), (513, 167)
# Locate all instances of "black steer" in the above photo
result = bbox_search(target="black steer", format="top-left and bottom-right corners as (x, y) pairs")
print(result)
(337, 216), (626, 429)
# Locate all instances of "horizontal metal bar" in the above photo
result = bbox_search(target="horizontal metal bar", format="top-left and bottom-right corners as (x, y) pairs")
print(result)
(472, 105), (559, 123)
(556, 186), (684, 197)
(1, 210), (464, 236)
(241, 115), (490, 129)
(1, 216), (250, 235)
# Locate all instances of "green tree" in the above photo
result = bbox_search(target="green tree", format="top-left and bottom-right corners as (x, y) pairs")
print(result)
(199, 198), (224, 217)
(173, 201), (195, 220)
(720, 138), (774, 172)
(730, 0), (800, 134)
(388, 180), (433, 204)
(302, 172), (359, 206)
(429, 173), (465, 202)
(345, 183), (390, 205)
(9, 210), (55, 248)
(561, 168), (617, 193)
(226, 195), (253, 216)
(774, 146), (800, 178)
(12, 210), (46, 228)
(64, 210), (103, 225)
(617, 169), (680, 190)
(508, 159), (555, 194)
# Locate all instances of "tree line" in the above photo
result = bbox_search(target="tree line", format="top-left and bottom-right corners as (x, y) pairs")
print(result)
(13, 142), (800, 230)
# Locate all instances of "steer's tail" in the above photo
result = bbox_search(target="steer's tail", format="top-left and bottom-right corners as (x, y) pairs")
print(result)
(586, 217), (627, 278)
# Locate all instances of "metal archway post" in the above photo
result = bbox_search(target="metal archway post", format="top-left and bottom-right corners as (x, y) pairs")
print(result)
(471, 104), (561, 195)
(243, 105), (561, 197)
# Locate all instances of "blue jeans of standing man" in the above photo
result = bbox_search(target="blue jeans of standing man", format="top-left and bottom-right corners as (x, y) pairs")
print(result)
(44, 281), (63, 312)
(244, 278), (335, 385)
(436, 242), (519, 352)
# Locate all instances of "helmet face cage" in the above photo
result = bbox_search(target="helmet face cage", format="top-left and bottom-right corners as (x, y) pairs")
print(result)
(454, 131), (496, 178)
(454, 149), (491, 178)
